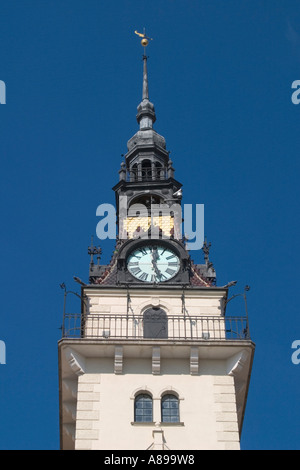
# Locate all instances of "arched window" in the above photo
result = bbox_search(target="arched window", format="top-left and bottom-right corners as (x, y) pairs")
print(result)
(141, 159), (152, 181)
(155, 161), (165, 180)
(129, 194), (163, 213)
(130, 163), (138, 182)
(161, 394), (179, 423)
(143, 307), (168, 339)
(134, 393), (153, 422)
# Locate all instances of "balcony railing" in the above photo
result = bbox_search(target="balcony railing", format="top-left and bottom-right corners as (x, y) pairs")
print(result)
(127, 168), (167, 182)
(61, 314), (250, 341)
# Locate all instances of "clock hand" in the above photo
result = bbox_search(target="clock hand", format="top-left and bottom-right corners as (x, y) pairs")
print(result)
(152, 247), (160, 265)
(154, 264), (162, 278)
(151, 247), (162, 279)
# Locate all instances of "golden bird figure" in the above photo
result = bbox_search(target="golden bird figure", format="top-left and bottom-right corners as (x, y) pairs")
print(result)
(134, 30), (145, 38)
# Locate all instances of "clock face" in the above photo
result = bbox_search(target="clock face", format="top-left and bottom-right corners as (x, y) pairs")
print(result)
(127, 245), (180, 283)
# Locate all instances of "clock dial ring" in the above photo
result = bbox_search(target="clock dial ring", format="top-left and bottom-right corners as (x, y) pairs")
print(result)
(127, 245), (180, 283)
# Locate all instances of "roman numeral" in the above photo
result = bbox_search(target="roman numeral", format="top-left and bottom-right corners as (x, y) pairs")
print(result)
(166, 268), (176, 275)
(128, 261), (139, 267)
(138, 248), (148, 255)
(131, 267), (141, 275)
(139, 272), (148, 281)
(166, 254), (176, 260)
(168, 262), (178, 266)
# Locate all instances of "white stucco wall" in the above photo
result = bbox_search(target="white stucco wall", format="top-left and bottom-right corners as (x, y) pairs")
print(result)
(74, 358), (240, 451)
(59, 286), (253, 451)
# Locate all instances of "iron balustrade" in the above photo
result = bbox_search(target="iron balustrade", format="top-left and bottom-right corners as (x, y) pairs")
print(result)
(61, 313), (250, 341)
(127, 168), (167, 182)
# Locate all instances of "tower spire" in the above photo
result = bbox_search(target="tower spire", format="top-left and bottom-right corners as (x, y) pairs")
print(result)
(142, 53), (149, 101)
(136, 27), (150, 101)
(134, 29), (156, 129)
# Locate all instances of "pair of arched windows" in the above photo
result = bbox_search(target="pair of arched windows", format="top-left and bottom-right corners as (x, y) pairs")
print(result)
(134, 393), (179, 423)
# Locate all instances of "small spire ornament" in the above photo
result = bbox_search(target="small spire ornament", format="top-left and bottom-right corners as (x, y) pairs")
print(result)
(134, 28), (153, 53)
(88, 236), (102, 266)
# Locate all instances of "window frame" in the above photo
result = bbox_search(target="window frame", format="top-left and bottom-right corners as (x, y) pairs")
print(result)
(161, 393), (180, 423)
(134, 393), (153, 423)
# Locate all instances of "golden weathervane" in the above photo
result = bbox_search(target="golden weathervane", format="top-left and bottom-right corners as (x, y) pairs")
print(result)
(134, 29), (153, 48)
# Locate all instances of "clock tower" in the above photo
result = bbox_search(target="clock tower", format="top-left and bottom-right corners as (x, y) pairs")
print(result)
(58, 35), (255, 451)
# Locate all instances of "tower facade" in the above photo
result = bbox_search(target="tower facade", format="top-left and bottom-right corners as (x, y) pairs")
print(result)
(58, 42), (255, 451)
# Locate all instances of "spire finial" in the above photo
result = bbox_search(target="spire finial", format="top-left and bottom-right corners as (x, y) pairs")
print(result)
(88, 236), (102, 267)
(134, 28), (153, 99)
(134, 28), (153, 56)
(134, 29), (156, 129)
(202, 237), (212, 265)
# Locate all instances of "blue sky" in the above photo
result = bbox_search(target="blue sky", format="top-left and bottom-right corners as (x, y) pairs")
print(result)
(1, 0), (300, 450)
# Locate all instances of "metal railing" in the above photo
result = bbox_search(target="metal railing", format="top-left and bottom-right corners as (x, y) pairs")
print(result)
(61, 313), (250, 341)
(127, 168), (167, 182)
